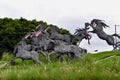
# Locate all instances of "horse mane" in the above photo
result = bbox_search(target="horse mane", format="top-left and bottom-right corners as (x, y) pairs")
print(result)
(36, 24), (46, 31)
(100, 22), (109, 28)
(91, 19), (109, 28)
(75, 28), (87, 35)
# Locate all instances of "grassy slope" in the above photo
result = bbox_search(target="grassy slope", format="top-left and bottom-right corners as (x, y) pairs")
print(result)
(0, 51), (120, 80)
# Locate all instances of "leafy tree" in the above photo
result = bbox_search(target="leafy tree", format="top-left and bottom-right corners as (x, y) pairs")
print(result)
(59, 28), (70, 35)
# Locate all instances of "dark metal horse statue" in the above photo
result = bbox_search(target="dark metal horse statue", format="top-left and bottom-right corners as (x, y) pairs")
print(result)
(47, 40), (83, 62)
(10, 44), (43, 65)
(85, 19), (120, 50)
(73, 27), (91, 46)
(13, 36), (47, 64)
(47, 26), (71, 44)
(13, 38), (32, 54)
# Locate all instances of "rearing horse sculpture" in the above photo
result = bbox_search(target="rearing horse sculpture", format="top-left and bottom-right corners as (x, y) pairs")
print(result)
(85, 19), (120, 50)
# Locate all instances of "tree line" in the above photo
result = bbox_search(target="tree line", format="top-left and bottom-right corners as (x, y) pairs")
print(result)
(0, 17), (70, 58)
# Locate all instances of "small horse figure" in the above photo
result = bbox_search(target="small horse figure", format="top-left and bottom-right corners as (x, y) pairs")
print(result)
(47, 26), (71, 44)
(25, 27), (53, 51)
(48, 40), (84, 62)
(10, 44), (43, 65)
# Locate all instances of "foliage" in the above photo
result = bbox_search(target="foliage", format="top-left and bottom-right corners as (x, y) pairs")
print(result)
(0, 51), (120, 80)
(59, 28), (70, 35)
(90, 50), (120, 59)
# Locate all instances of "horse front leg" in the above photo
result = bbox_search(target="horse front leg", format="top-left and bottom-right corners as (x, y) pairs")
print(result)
(68, 53), (78, 62)
(32, 56), (43, 65)
(38, 50), (47, 60)
(48, 51), (56, 62)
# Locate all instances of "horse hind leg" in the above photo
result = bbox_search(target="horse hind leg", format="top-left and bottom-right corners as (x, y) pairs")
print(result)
(113, 42), (120, 50)
(106, 36), (115, 46)
(31, 54), (43, 65)
(60, 54), (66, 63)
(56, 54), (62, 61)
(56, 54), (66, 62)
(68, 53), (79, 62)
(113, 45), (116, 50)
(68, 53), (75, 62)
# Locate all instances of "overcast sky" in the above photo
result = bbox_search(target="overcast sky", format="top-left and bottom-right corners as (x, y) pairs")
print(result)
(0, 0), (120, 52)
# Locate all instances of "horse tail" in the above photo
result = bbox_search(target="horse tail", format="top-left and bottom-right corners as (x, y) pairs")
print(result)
(0, 62), (8, 68)
(112, 33), (120, 39)
(0, 58), (16, 68)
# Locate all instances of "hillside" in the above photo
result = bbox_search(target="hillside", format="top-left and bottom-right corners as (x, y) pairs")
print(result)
(0, 51), (120, 80)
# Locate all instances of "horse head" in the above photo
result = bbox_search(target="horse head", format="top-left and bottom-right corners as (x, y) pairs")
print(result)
(83, 28), (91, 44)
(24, 29), (36, 39)
(46, 26), (59, 33)
(74, 28), (91, 45)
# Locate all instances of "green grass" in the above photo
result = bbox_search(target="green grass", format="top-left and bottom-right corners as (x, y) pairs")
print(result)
(0, 51), (120, 80)
(91, 50), (120, 59)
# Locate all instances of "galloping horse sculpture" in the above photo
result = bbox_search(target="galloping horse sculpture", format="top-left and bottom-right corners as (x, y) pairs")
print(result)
(85, 19), (120, 50)
(47, 40), (83, 62)
(47, 26), (71, 44)
(73, 27), (91, 46)
(10, 42), (43, 65)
